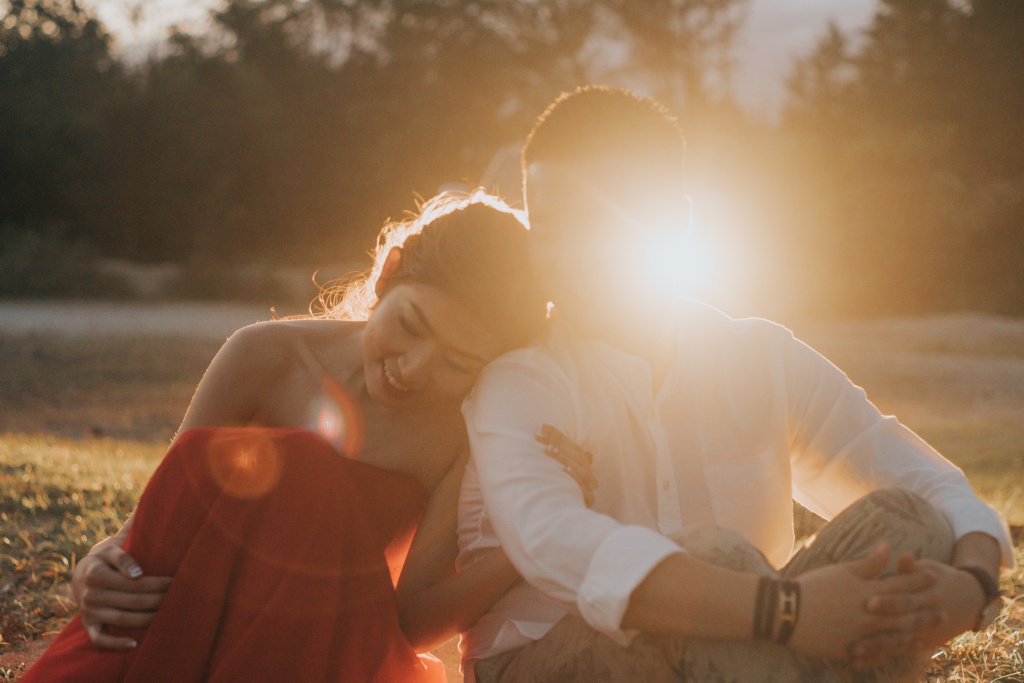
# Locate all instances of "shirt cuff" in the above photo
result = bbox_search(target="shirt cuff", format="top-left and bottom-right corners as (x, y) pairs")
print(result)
(577, 525), (684, 644)
(938, 496), (1017, 570)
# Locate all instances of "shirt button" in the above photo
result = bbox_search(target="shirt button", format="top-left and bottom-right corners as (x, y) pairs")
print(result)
(661, 479), (670, 491)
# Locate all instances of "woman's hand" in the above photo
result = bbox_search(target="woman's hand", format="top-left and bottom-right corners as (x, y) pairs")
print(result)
(788, 542), (942, 663)
(72, 543), (172, 649)
(536, 424), (598, 507)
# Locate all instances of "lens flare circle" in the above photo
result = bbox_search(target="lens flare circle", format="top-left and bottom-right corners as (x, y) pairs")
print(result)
(308, 377), (365, 459)
(206, 431), (284, 500)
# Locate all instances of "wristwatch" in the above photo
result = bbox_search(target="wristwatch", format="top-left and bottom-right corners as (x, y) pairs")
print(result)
(958, 565), (1003, 631)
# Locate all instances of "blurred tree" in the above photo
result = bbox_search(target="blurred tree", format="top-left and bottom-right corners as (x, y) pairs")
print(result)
(0, 0), (121, 238)
(0, 0), (754, 280)
(610, 0), (747, 111)
(780, 0), (1024, 314)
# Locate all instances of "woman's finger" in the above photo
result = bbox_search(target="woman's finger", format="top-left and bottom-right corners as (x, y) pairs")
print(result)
(538, 430), (598, 489)
(540, 426), (593, 464)
(562, 465), (596, 507)
(547, 429), (593, 465)
(536, 432), (586, 470)
(540, 439), (591, 474)
(80, 586), (167, 612)
(87, 569), (173, 594)
(81, 554), (171, 592)
(90, 545), (144, 579)
(538, 440), (597, 504)
(545, 446), (599, 495)
(546, 452), (596, 505)
(87, 606), (159, 629)
(83, 620), (138, 650)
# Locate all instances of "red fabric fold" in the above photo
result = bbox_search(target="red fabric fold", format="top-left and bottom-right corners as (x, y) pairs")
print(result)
(22, 428), (446, 683)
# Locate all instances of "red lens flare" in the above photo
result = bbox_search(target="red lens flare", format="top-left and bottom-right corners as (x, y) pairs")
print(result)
(308, 377), (365, 459)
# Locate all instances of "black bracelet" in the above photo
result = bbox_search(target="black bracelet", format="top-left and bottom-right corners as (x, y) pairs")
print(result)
(753, 577), (801, 644)
(752, 576), (777, 640)
(775, 580), (800, 645)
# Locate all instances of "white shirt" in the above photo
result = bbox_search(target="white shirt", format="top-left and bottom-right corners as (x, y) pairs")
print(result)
(457, 301), (1014, 670)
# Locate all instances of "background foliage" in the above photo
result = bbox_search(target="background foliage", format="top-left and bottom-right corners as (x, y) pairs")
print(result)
(0, 0), (1021, 315)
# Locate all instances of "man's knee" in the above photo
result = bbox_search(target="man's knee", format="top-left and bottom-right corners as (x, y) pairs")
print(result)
(670, 526), (775, 574)
(853, 488), (953, 543)
(800, 488), (955, 571)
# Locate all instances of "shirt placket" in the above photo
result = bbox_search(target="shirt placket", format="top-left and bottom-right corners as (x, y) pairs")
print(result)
(649, 402), (685, 539)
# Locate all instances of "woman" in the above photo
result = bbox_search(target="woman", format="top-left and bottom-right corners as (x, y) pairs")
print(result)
(22, 190), (595, 682)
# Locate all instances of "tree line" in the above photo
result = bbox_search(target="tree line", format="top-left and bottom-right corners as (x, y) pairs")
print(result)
(0, 0), (1021, 315)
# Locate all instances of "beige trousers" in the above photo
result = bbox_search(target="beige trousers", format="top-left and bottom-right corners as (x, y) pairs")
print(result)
(475, 489), (955, 683)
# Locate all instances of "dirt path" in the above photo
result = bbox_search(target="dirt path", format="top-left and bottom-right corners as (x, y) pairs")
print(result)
(0, 301), (274, 339)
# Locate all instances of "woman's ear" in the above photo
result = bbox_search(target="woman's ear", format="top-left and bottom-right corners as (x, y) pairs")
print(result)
(374, 247), (403, 298)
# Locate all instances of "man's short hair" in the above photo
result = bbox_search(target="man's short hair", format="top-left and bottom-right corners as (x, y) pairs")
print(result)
(522, 86), (686, 183)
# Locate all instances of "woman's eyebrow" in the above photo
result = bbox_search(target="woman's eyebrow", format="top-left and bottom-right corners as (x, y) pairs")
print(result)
(408, 301), (488, 364)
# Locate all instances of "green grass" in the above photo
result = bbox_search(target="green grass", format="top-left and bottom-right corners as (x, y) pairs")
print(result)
(1, 433), (1021, 681)
(0, 436), (163, 661)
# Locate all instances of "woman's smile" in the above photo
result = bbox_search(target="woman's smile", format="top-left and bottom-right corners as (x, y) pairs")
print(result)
(382, 362), (413, 395)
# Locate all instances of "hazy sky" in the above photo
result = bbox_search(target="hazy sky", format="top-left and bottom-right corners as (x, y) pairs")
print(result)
(89, 0), (878, 119)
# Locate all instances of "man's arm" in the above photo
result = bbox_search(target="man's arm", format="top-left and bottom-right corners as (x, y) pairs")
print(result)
(467, 353), (943, 660)
(465, 355), (683, 639)
(781, 330), (1015, 569)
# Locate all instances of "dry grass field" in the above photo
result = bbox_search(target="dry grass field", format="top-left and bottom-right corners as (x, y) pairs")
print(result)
(0, 306), (1022, 681)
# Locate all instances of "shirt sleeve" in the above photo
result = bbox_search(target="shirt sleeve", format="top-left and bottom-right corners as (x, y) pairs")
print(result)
(781, 330), (1016, 570)
(463, 352), (684, 641)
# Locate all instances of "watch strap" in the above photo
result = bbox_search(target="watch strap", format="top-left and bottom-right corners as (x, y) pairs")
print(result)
(958, 565), (1000, 602)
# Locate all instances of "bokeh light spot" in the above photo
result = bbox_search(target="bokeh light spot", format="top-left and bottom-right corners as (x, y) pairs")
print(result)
(308, 378), (364, 459)
(207, 431), (284, 499)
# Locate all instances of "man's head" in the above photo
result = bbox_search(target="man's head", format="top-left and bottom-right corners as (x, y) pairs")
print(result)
(522, 86), (689, 332)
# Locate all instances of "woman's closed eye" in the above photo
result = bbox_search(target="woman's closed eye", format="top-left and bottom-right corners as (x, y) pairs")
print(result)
(445, 357), (476, 374)
(399, 315), (422, 338)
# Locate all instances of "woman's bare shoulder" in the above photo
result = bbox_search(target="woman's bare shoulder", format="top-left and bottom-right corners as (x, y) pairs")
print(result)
(267, 317), (365, 338)
(226, 318), (362, 354)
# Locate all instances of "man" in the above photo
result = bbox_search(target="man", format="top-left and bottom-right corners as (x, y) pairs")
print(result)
(457, 87), (1013, 682)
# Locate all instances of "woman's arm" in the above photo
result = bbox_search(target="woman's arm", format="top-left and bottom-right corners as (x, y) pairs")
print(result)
(71, 515), (173, 649)
(396, 428), (598, 652)
(174, 323), (282, 437)
(395, 452), (521, 652)
(72, 324), (277, 647)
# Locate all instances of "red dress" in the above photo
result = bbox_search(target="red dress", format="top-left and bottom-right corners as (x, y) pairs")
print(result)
(22, 428), (446, 682)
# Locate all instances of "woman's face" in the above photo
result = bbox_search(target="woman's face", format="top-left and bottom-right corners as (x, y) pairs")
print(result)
(362, 282), (507, 408)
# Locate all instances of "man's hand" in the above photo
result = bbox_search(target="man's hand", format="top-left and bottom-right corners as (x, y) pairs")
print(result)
(788, 542), (942, 663)
(72, 544), (172, 649)
(852, 555), (989, 666)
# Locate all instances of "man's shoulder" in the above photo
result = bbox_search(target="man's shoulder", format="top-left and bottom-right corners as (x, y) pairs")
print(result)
(677, 299), (794, 351)
(466, 334), (578, 415)
(476, 342), (562, 387)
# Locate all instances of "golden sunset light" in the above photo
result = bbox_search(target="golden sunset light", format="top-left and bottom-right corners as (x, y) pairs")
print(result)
(2, 1), (1022, 681)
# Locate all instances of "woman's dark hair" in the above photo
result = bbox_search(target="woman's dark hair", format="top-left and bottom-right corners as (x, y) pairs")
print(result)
(319, 190), (546, 349)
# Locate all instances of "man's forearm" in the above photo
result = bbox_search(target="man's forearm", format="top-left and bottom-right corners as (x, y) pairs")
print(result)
(952, 532), (1001, 579)
(620, 553), (759, 639)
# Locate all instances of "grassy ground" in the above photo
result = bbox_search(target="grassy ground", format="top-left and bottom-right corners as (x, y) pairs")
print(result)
(1, 315), (1023, 681)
